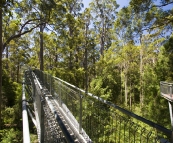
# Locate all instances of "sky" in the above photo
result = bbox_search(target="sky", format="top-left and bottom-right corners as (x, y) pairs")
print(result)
(82, 0), (173, 11)
(83, 0), (130, 10)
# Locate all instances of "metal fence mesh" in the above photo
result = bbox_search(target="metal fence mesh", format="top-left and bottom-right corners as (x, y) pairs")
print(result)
(160, 81), (173, 101)
(33, 69), (171, 143)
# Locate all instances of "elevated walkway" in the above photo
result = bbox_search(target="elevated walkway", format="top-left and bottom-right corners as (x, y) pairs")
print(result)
(22, 68), (172, 143)
(23, 69), (91, 143)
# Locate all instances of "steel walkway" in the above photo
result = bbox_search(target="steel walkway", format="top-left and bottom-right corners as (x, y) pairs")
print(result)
(22, 68), (172, 143)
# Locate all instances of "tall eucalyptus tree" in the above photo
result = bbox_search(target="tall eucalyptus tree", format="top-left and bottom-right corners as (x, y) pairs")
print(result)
(90, 0), (119, 56)
(80, 8), (92, 92)
(0, 0), (51, 129)
(64, 0), (83, 71)
(0, 0), (2, 130)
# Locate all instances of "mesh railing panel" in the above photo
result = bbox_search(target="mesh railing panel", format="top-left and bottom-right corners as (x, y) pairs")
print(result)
(160, 81), (173, 101)
(34, 69), (171, 143)
(82, 95), (170, 143)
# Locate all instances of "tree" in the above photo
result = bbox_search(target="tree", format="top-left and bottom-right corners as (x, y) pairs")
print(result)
(6, 37), (30, 82)
(38, 0), (56, 71)
(164, 34), (173, 80)
(80, 8), (92, 92)
(51, 0), (84, 85)
(0, 0), (2, 130)
(0, 0), (46, 130)
(129, 0), (173, 31)
(65, 0), (83, 71)
(90, 0), (119, 56)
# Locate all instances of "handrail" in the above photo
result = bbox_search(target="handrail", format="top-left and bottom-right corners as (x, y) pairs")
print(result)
(160, 81), (173, 85)
(22, 78), (30, 143)
(54, 77), (171, 136)
(33, 68), (172, 142)
(160, 81), (173, 102)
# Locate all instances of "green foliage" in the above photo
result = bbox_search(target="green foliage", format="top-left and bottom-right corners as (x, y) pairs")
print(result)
(143, 46), (170, 124)
(30, 134), (38, 143)
(129, 0), (173, 31)
(164, 35), (173, 80)
(2, 107), (15, 125)
(2, 69), (17, 106)
(1, 0), (173, 142)
(0, 128), (22, 143)
(1, 68), (22, 141)
(90, 53), (121, 102)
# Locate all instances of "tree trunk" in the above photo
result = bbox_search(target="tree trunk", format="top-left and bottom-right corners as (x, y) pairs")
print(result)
(84, 24), (88, 93)
(93, 55), (96, 77)
(68, 26), (73, 84)
(124, 62), (128, 106)
(75, 46), (79, 87)
(130, 94), (131, 110)
(124, 74), (128, 106)
(40, 24), (44, 71)
(17, 62), (20, 83)
(100, 16), (105, 56)
(69, 27), (73, 70)
(0, 4), (2, 130)
(55, 47), (58, 64)
(100, 33), (104, 56)
(6, 46), (8, 69)
(140, 36), (143, 108)
(120, 65), (123, 103)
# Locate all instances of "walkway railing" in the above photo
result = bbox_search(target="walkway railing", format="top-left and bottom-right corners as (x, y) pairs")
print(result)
(22, 78), (30, 143)
(34, 69), (171, 143)
(160, 81), (173, 101)
(160, 81), (173, 143)
(24, 68), (90, 143)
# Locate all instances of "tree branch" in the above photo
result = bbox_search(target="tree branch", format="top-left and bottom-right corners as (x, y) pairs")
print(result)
(141, 21), (169, 32)
(3, 20), (45, 52)
(150, 1), (173, 9)
(19, 18), (41, 33)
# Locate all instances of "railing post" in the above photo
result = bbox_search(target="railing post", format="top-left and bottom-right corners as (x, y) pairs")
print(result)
(41, 70), (43, 85)
(170, 84), (172, 99)
(47, 73), (48, 89)
(169, 84), (173, 143)
(43, 72), (45, 87)
(59, 80), (62, 106)
(40, 98), (44, 143)
(79, 92), (83, 134)
(50, 74), (53, 95)
(22, 78), (30, 143)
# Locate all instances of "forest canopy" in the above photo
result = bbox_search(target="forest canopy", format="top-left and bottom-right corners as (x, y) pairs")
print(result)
(0, 0), (173, 142)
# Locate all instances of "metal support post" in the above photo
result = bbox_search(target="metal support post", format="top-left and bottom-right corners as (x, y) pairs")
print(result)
(171, 85), (172, 99)
(79, 92), (83, 134)
(41, 71), (43, 85)
(22, 78), (30, 143)
(30, 70), (35, 99)
(40, 98), (45, 143)
(42, 71), (45, 86)
(169, 84), (173, 143)
(51, 76), (54, 96)
(168, 101), (173, 143)
(46, 73), (48, 88)
(46, 73), (48, 89)
(50, 74), (52, 95)
(59, 81), (62, 106)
